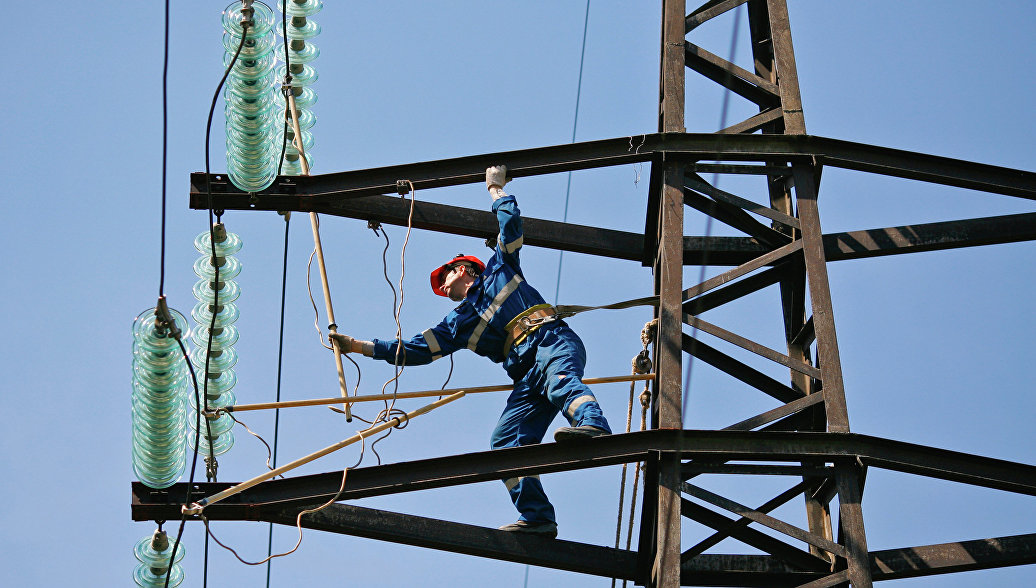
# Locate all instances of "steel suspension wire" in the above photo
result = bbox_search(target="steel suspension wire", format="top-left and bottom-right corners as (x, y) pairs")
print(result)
(266, 2), (293, 583)
(155, 5), (190, 585)
(265, 214), (290, 586)
(552, 0), (592, 306)
(165, 338), (204, 588)
(158, 0), (170, 297)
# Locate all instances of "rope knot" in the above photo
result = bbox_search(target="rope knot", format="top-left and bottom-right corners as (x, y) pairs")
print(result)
(639, 388), (651, 410)
(640, 318), (658, 347)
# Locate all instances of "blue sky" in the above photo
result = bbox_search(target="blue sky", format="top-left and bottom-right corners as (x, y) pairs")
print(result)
(1, 1), (1033, 586)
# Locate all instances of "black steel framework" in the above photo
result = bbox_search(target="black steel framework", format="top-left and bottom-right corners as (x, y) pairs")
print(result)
(150, 1), (1036, 585)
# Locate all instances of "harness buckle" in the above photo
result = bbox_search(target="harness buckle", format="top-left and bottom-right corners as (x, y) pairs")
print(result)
(507, 305), (559, 351)
(518, 313), (554, 333)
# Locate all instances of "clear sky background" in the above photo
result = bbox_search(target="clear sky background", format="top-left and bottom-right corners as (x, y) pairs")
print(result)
(1, 1), (1033, 586)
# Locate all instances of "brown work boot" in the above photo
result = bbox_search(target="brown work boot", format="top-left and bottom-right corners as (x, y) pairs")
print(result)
(498, 520), (558, 538)
(553, 425), (609, 442)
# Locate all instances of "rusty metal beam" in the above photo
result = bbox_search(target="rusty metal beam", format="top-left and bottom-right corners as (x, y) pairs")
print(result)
(683, 184), (791, 247)
(682, 312), (822, 379)
(132, 430), (1036, 522)
(680, 497), (831, 571)
(682, 333), (804, 403)
(682, 479), (816, 559)
(682, 482), (847, 558)
(679, 533), (1036, 585)
(655, 3), (687, 585)
(722, 393), (825, 432)
(685, 173), (801, 230)
(870, 533), (1036, 580)
(260, 502), (639, 580)
(718, 107), (784, 135)
(686, 0), (750, 32)
(824, 211), (1036, 261)
(792, 164), (849, 432)
(187, 134), (1036, 206)
(684, 42), (781, 107)
(187, 183), (1035, 266)
(241, 501), (1036, 584)
(683, 263), (789, 315)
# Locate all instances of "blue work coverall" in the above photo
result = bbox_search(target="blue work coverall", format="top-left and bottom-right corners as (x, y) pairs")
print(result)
(370, 194), (611, 525)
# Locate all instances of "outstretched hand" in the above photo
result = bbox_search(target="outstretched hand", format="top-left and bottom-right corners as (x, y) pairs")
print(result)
(329, 332), (358, 354)
(486, 165), (509, 190)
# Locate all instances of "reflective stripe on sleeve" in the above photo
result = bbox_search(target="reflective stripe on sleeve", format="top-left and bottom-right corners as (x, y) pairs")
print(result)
(467, 275), (523, 351)
(422, 328), (442, 361)
(501, 233), (523, 254)
(503, 475), (540, 491)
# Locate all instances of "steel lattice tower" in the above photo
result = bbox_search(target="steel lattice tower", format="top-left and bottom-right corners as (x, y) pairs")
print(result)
(135, 2), (1036, 585)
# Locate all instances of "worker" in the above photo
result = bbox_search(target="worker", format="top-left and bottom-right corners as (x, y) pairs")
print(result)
(331, 166), (611, 538)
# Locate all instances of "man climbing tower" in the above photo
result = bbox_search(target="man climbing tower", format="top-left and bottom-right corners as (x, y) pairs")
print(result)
(330, 166), (612, 538)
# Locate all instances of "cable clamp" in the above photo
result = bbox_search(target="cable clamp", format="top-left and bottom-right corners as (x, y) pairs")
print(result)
(205, 456), (219, 481)
(280, 73), (294, 97)
(182, 502), (204, 516)
(154, 296), (182, 340)
(395, 180), (411, 196)
(239, 1), (255, 27)
(367, 220), (382, 235)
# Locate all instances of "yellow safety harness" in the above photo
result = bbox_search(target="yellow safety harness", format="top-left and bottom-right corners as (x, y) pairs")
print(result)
(503, 303), (557, 352)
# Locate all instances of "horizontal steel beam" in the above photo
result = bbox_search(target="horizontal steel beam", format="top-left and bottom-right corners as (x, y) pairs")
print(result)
(189, 133), (1036, 206)
(678, 533), (1036, 586)
(227, 499), (1036, 584)
(681, 553), (819, 586)
(823, 211), (1036, 261)
(260, 502), (638, 580)
(132, 431), (1036, 522)
(870, 533), (1036, 580)
(188, 181), (1035, 266)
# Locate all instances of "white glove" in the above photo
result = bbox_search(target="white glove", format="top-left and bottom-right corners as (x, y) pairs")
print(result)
(329, 333), (374, 356)
(486, 165), (509, 190)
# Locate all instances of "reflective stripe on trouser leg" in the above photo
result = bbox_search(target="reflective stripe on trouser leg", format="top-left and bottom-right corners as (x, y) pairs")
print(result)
(565, 394), (595, 422)
(491, 377), (558, 524)
(537, 325), (612, 433)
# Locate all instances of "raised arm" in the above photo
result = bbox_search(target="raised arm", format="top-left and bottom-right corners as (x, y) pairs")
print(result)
(486, 166), (523, 271)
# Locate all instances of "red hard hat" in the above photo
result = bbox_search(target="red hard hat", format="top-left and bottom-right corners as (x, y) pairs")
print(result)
(430, 254), (485, 296)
